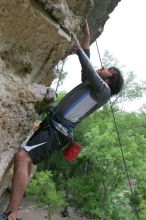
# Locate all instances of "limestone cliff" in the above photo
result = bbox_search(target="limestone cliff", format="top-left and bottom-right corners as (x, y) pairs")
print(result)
(0, 0), (121, 203)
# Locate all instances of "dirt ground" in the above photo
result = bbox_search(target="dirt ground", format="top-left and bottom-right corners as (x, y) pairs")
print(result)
(18, 198), (91, 220)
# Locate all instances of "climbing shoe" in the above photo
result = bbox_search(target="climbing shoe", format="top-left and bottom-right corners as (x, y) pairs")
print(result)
(0, 211), (21, 220)
(0, 211), (10, 220)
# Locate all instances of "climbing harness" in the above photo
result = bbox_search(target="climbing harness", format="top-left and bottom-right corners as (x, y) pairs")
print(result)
(55, 60), (83, 161)
(95, 40), (140, 220)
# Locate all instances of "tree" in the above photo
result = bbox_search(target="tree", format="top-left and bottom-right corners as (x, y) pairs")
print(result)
(102, 50), (146, 105)
(69, 109), (146, 219)
(27, 171), (66, 219)
(53, 59), (68, 94)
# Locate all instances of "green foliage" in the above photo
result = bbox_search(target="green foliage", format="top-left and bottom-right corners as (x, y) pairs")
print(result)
(140, 199), (146, 219)
(37, 108), (146, 219)
(70, 108), (146, 219)
(69, 176), (134, 219)
(27, 171), (66, 218)
(107, 190), (134, 220)
(54, 92), (66, 106)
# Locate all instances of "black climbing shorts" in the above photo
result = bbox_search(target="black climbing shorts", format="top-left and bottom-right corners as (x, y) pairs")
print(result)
(22, 120), (69, 165)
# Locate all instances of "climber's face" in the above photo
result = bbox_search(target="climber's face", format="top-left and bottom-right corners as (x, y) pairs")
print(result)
(97, 67), (116, 84)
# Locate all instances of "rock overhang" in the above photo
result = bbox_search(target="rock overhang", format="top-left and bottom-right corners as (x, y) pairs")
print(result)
(0, 0), (121, 84)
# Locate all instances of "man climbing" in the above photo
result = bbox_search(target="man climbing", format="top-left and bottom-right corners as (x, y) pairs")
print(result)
(0, 20), (124, 220)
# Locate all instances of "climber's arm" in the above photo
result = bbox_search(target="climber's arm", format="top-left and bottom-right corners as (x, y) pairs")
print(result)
(74, 20), (90, 82)
(81, 20), (90, 49)
(74, 20), (90, 51)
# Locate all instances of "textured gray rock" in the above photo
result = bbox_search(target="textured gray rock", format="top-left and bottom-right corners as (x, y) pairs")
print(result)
(0, 0), (121, 203)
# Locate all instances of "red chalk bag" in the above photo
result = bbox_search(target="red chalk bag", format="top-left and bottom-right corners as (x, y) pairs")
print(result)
(63, 141), (82, 161)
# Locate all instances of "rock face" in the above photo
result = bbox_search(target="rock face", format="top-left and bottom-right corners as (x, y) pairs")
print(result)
(0, 0), (121, 202)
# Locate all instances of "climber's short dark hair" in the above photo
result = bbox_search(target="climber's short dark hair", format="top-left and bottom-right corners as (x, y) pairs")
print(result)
(108, 67), (124, 96)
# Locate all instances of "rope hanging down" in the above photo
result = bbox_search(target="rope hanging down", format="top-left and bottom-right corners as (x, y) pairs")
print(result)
(95, 40), (140, 220)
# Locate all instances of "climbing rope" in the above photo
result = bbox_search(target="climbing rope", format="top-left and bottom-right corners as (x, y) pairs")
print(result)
(95, 40), (140, 220)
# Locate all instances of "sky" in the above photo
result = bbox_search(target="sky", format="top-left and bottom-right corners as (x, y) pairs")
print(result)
(52, 0), (146, 111)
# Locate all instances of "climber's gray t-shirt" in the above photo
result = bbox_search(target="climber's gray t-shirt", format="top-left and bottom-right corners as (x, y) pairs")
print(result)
(52, 48), (111, 137)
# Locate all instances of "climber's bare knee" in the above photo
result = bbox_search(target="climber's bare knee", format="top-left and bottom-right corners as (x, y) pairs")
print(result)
(14, 149), (32, 166)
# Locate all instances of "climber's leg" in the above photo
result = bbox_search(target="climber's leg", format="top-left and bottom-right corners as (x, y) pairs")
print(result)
(2, 120), (69, 220)
(28, 162), (33, 177)
(4, 149), (32, 220)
